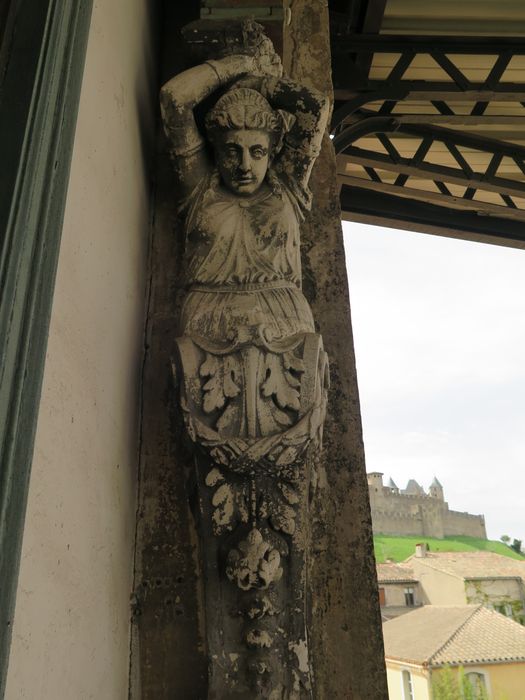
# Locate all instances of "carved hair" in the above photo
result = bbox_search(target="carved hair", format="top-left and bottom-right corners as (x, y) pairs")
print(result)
(205, 88), (284, 149)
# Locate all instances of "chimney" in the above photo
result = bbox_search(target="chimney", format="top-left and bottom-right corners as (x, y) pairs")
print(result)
(415, 543), (428, 558)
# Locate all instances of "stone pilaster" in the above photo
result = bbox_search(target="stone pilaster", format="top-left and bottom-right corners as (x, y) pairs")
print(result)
(131, 3), (388, 698)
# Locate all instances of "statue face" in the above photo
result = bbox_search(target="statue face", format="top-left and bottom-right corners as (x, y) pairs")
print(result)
(215, 129), (271, 197)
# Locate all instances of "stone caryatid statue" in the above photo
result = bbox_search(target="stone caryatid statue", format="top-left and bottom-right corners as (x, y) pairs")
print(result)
(161, 23), (329, 699)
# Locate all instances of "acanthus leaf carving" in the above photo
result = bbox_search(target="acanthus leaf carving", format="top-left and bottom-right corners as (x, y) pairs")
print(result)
(207, 467), (250, 535)
(261, 352), (302, 415)
(200, 352), (241, 416)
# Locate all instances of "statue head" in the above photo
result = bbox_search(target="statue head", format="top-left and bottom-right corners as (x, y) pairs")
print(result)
(205, 88), (283, 197)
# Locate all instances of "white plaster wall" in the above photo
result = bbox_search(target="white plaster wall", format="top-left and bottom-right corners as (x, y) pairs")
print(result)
(386, 663), (431, 700)
(5, 1), (155, 698)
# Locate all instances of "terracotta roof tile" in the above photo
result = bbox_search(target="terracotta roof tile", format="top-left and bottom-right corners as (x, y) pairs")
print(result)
(377, 562), (417, 583)
(383, 605), (525, 667)
(407, 551), (525, 581)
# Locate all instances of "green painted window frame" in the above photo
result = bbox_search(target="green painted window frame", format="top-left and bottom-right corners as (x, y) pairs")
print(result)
(0, 0), (93, 694)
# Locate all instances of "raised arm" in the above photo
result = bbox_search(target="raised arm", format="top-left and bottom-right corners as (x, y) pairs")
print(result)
(262, 77), (330, 193)
(160, 55), (256, 194)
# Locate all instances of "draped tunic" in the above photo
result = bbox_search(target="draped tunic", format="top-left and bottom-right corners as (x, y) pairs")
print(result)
(179, 169), (315, 344)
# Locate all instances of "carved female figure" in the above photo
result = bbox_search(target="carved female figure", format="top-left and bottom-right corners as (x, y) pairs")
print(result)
(161, 49), (329, 456)
(161, 34), (329, 699)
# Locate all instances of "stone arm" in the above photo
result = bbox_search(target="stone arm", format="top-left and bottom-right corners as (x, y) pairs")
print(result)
(160, 55), (256, 195)
(262, 76), (330, 193)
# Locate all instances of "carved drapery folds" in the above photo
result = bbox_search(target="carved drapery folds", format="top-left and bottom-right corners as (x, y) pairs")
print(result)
(162, 21), (329, 698)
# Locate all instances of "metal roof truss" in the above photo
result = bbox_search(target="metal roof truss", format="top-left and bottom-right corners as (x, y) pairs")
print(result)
(331, 32), (525, 243)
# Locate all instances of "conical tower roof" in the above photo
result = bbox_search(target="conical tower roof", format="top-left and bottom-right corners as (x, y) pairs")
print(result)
(387, 477), (398, 489)
(431, 476), (443, 488)
(404, 479), (424, 495)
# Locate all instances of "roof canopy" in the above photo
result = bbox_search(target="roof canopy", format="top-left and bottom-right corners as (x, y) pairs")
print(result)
(330, 0), (525, 247)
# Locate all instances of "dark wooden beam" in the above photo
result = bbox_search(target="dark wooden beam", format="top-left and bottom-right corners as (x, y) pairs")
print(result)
(339, 147), (525, 200)
(331, 34), (525, 53)
(340, 184), (525, 247)
(338, 175), (525, 222)
(343, 114), (525, 126)
(334, 118), (525, 161)
(329, 0), (387, 34)
(355, 0), (387, 76)
(335, 88), (525, 103)
(361, 0), (387, 32)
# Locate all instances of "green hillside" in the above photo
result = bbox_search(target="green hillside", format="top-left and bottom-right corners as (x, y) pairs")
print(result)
(374, 534), (525, 564)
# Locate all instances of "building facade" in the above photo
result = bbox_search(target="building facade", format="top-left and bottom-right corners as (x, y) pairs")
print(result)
(378, 547), (525, 625)
(377, 562), (422, 620)
(408, 549), (525, 625)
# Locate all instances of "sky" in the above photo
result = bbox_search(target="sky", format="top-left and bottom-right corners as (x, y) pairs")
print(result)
(343, 221), (525, 545)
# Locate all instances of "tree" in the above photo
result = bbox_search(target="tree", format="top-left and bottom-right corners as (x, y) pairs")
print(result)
(511, 538), (522, 554)
(500, 534), (511, 544)
(432, 667), (489, 700)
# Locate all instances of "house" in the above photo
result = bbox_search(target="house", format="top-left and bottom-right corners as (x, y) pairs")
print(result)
(383, 605), (525, 700)
(376, 562), (421, 620)
(407, 547), (525, 624)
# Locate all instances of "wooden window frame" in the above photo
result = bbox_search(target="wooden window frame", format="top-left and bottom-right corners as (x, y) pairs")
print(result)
(0, 0), (93, 693)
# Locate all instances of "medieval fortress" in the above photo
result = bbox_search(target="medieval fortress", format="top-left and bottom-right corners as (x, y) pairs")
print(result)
(367, 473), (487, 539)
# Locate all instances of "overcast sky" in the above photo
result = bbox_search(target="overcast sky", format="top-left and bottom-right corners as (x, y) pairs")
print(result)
(343, 221), (525, 545)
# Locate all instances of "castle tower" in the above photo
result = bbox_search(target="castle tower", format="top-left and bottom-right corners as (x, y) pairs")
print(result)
(387, 477), (399, 494)
(429, 476), (444, 501)
(367, 472), (384, 490)
(403, 479), (424, 496)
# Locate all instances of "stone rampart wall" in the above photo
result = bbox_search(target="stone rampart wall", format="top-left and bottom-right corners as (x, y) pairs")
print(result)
(372, 509), (425, 537)
(443, 509), (487, 538)
(370, 489), (486, 539)
(369, 489), (442, 508)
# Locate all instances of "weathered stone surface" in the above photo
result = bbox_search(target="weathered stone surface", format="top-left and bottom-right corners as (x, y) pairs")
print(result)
(283, 2), (388, 698)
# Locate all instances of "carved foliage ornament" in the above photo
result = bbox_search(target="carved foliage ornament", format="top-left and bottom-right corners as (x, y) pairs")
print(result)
(161, 20), (330, 698)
